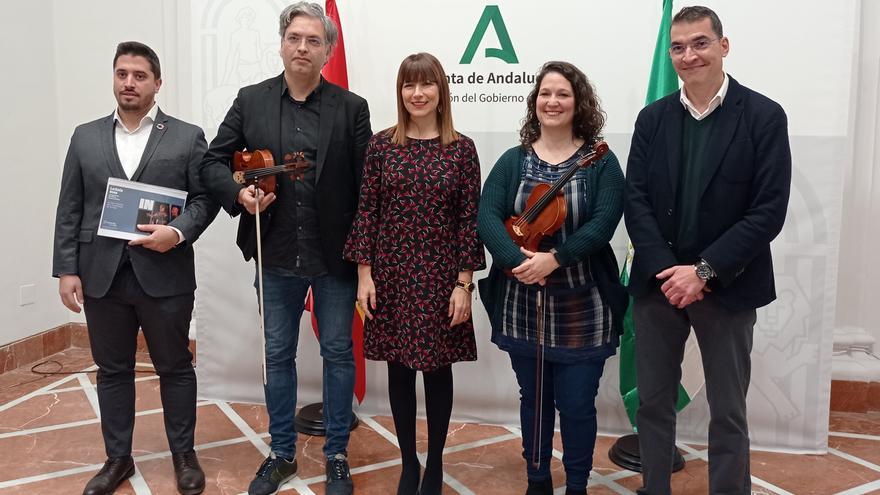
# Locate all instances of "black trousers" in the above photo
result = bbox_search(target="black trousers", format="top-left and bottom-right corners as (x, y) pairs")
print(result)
(634, 288), (756, 495)
(83, 262), (196, 458)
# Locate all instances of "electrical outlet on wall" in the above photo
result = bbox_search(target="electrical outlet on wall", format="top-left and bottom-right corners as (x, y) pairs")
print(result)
(19, 284), (35, 306)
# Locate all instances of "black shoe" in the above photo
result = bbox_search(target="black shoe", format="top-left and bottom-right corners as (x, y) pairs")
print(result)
(418, 463), (444, 495)
(172, 450), (205, 495)
(525, 478), (554, 495)
(247, 453), (297, 495)
(82, 456), (135, 495)
(397, 461), (420, 495)
(565, 489), (587, 495)
(325, 453), (353, 495)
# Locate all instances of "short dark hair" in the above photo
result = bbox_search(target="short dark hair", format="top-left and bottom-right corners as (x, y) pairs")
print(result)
(520, 61), (605, 147)
(113, 41), (161, 79)
(672, 6), (723, 38)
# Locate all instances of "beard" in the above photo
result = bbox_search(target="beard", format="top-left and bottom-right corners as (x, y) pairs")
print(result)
(117, 93), (151, 112)
(118, 101), (141, 111)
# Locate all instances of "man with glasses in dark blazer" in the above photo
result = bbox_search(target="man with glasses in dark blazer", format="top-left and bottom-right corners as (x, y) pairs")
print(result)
(624, 6), (792, 495)
(198, 3), (371, 494)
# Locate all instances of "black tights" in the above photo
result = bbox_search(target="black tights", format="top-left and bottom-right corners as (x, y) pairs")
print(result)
(387, 361), (453, 495)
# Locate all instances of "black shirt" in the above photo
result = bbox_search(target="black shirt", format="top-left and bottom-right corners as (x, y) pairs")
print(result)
(261, 78), (326, 276)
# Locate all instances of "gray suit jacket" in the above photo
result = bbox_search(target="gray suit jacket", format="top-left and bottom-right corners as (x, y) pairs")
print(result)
(53, 108), (219, 298)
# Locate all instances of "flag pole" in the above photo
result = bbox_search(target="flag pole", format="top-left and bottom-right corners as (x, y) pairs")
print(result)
(608, 0), (687, 473)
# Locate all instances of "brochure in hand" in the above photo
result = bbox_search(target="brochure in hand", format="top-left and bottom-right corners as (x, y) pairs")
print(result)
(97, 178), (188, 241)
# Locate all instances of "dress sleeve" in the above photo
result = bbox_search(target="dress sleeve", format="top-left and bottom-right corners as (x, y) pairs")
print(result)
(455, 137), (486, 271)
(343, 134), (383, 265)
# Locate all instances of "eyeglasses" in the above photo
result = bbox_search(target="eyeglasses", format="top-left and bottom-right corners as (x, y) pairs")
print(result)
(285, 34), (325, 49)
(669, 38), (719, 57)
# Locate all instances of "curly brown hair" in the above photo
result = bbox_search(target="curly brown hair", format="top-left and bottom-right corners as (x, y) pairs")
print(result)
(519, 61), (605, 147)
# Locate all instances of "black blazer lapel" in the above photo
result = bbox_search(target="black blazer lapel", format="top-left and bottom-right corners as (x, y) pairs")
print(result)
(663, 95), (684, 199)
(698, 77), (745, 196)
(316, 86), (338, 183)
(265, 76), (283, 163)
(100, 114), (127, 179)
(131, 109), (169, 182)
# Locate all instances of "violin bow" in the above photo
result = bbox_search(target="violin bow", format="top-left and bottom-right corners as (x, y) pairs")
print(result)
(532, 288), (546, 469)
(254, 184), (268, 385)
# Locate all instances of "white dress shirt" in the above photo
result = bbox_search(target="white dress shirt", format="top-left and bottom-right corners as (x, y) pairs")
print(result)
(113, 104), (158, 179)
(113, 104), (184, 243)
(680, 72), (729, 121)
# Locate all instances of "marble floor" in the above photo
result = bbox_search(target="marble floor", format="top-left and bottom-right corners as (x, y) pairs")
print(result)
(0, 348), (878, 494)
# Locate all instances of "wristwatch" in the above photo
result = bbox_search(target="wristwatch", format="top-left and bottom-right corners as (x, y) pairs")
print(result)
(455, 280), (475, 293)
(694, 259), (716, 281)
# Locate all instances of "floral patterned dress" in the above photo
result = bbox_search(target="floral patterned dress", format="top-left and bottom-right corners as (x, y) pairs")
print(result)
(343, 131), (485, 371)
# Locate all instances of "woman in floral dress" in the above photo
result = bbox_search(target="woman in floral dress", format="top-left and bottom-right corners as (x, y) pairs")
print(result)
(343, 52), (484, 495)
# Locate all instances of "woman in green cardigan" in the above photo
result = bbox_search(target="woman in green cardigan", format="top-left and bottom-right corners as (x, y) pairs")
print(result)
(477, 61), (626, 495)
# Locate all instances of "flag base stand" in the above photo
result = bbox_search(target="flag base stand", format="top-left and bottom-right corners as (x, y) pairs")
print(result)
(609, 433), (685, 473)
(294, 402), (359, 436)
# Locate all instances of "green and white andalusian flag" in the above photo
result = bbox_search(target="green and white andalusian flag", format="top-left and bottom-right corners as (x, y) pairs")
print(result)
(618, 0), (705, 430)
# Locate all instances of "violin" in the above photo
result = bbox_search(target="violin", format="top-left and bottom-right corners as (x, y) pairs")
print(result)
(232, 150), (310, 194)
(504, 141), (609, 252)
(232, 149), (309, 385)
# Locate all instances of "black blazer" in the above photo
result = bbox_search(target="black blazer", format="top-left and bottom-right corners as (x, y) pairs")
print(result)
(199, 75), (372, 278)
(624, 75), (791, 310)
(52, 109), (220, 298)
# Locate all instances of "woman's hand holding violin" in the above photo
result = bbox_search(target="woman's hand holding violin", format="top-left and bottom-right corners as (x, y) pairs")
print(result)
(511, 247), (560, 286)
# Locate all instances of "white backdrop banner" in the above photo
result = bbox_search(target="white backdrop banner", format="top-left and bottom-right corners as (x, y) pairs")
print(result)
(191, 0), (854, 452)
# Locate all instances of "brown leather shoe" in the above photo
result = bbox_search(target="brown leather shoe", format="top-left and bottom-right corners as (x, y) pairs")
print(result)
(82, 456), (135, 495)
(172, 450), (205, 495)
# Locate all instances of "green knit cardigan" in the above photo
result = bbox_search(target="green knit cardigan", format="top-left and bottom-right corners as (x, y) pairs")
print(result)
(476, 145), (628, 343)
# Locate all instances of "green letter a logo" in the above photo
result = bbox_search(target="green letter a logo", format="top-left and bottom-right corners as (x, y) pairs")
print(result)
(460, 5), (519, 64)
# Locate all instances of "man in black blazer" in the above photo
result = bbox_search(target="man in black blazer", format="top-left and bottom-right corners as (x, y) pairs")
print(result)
(198, 3), (370, 495)
(624, 6), (791, 495)
(53, 42), (219, 495)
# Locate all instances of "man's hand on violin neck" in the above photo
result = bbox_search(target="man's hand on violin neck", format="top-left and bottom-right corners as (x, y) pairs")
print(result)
(238, 185), (275, 215)
(129, 224), (181, 253)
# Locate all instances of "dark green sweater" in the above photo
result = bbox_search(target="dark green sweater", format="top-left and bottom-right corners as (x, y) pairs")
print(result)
(675, 112), (717, 259)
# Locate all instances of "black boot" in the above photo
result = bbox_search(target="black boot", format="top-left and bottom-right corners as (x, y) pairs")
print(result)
(525, 478), (554, 495)
(172, 450), (205, 494)
(82, 456), (135, 495)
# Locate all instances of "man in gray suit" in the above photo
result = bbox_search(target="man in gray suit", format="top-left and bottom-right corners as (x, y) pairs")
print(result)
(53, 42), (219, 495)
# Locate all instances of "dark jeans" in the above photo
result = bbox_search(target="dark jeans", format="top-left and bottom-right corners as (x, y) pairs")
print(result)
(634, 288), (756, 495)
(257, 266), (357, 459)
(83, 263), (196, 458)
(509, 353), (606, 492)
